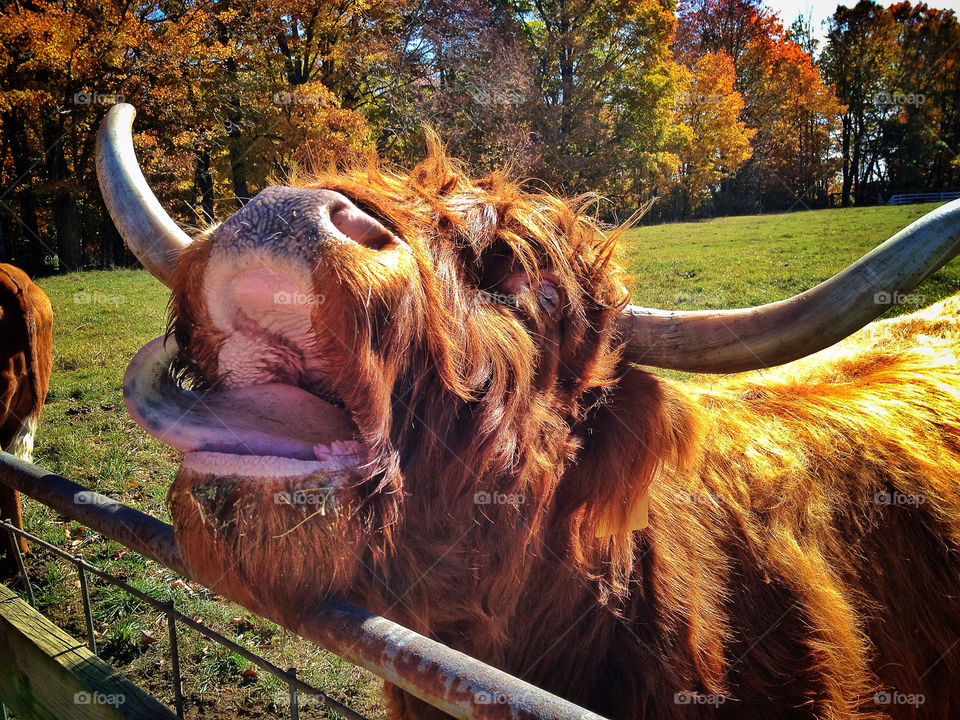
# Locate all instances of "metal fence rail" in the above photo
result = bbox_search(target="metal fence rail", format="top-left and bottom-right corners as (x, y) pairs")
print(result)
(0, 452), (606, 720)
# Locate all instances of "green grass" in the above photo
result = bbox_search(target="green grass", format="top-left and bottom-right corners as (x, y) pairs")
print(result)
(623, 202), (960, 311)
(5, 202), (960, 719)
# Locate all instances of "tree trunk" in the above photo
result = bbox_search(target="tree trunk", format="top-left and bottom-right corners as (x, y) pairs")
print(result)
(227, 113), (249, 208)
(225, 58), (249, 208)
(195, 147), (215, 223)
(840, 113), (852, 208)
(2, 112), (42, 272)
(848, 113), (864, 207)
(108, 216), (126, 268)
(97, 197), (124, 268)
(42, 122), (82, 272)
(558, 10), (573, 153)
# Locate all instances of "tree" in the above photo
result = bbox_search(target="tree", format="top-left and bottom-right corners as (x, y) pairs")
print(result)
(678, 0), (841, 213)
(505, 0), (687, 211)
(673, 52), (753, 215)
(738, 28), (841, 210)
(0, 0), (394, 269)
(882, 2), (960, 194)
(0, 0), (211, 269)
(375, 0), (538, 172)
(822, 0), (898, 206)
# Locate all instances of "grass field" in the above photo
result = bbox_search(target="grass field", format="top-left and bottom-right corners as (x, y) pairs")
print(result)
(6, 201), (960, 719)
(624, 202), (960, 310)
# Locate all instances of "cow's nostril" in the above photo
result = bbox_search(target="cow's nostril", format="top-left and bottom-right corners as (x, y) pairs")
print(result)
(330, 205), (394, 251)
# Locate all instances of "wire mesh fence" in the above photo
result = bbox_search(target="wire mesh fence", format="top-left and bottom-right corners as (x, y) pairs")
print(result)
(2, 517), (370, 720)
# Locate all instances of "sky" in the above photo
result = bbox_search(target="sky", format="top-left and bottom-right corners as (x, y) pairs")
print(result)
(764, 0), (960, 43)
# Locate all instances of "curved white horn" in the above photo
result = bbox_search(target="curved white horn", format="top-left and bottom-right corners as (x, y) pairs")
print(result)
(96, 104), (192, 287)
(620, 198), (960, 373)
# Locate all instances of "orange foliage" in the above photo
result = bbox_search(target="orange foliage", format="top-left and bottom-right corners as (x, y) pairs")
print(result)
(676, 52), (754, 207)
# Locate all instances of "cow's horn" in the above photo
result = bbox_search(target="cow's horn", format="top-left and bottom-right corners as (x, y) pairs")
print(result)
(96, 104), (192, 287)
(619, 198), (960, 373)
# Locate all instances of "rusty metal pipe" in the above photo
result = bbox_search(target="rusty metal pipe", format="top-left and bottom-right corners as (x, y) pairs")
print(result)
(0, 453), (606, 720)
(0, 452), (185, 573)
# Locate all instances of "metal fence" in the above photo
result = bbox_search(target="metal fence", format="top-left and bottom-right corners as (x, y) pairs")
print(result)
(1, 517), (366, 720)
(0, 452), (605, 720)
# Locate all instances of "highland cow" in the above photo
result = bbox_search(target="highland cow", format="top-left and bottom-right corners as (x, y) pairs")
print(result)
(0, 263), (53, 574)
(99, 103), (960, 719)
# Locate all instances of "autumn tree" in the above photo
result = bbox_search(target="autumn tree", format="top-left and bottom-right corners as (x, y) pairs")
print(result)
(373, 0), (538, 171)
(821, 1), (898, 206)
(676, 0), (779, 67)
(0, 0), (400, 269)
(738, 28), (841, 210)
(501, 0), (687, 211)
(4, 0), (956, 265)
(672, 52), (753, 216)
(882, 2), (960, 194)
(209, 0), (397, 187)
(677, 0), (840, 212)
(0, 0), (210, 270)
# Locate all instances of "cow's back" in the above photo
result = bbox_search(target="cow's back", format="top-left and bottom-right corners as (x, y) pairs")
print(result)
(640, 294), (960, 719)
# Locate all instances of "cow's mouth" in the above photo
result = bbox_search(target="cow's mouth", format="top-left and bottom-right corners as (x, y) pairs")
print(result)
(123, 335), (369, 490)
(124, 335), (373, 622)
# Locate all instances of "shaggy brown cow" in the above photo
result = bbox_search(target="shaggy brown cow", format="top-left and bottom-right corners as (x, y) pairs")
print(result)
(0, 263), (53, 572)
(99, 103), (960, 719)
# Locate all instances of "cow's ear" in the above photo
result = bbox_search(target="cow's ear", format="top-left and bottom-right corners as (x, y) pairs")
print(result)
(558, 365), (702, 538)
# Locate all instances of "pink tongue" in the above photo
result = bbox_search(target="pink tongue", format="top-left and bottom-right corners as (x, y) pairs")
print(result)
(124, 338), (356, 460)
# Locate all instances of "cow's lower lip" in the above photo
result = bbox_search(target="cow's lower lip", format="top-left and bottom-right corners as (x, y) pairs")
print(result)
(178, 451), (360, 506)
(123, 337), (368, 475)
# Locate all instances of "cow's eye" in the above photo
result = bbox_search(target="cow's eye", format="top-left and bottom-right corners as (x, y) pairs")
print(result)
(537, 279), (561, 314)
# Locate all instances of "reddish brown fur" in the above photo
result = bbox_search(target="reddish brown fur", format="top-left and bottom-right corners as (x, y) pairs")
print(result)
(166, 143), (960, 719)
(0, 263), (53, 571)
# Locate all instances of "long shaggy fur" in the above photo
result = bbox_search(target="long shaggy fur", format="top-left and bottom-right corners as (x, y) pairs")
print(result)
(167, 142), (960, 720)
(0, 263), (53, 568)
